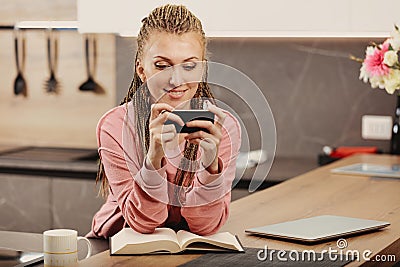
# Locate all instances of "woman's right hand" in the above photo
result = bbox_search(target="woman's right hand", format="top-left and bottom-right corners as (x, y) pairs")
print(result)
(146, 103), (185, 169)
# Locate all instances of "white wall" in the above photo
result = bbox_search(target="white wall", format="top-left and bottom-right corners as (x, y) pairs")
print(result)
(78, 0), (400, 37)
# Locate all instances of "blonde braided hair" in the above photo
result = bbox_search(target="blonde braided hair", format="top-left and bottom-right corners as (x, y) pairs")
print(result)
(96, 4), (216, 199)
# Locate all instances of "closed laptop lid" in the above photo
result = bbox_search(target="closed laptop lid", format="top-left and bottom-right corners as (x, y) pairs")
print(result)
(245, 215), (390, 243)
(331, 163), (400, 178)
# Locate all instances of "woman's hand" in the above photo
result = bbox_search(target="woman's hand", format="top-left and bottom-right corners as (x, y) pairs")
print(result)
(184, 101), (227, 175)
(147, 103), (184, 169)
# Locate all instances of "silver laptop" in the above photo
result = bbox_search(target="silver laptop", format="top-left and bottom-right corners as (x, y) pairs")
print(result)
(245, 215), (390, 243)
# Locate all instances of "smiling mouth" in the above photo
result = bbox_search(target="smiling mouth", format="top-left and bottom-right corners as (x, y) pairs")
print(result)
(163, 88), (189, 96)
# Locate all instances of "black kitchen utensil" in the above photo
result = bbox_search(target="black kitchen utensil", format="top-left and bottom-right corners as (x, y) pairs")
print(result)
(13, 29), (27, 97)
(79, 34), (105, 94)
(44, 29), (60, 94)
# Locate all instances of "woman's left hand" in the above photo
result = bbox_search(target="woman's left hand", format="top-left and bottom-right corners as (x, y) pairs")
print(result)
(184, 101), (226, 174)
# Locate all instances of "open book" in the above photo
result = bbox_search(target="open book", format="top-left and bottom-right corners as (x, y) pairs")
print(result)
(110, 228), (244, 255)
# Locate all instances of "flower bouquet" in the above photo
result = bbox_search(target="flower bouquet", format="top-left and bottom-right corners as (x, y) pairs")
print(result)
(352, 25), (400, 94)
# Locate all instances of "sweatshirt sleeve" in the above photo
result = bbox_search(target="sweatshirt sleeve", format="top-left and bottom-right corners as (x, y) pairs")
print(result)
(97, 107), (169, 234)
(180, 111), (241, 235)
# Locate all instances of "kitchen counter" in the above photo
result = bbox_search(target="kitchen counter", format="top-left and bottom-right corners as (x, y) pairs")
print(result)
(235, 156), (318, 189)
(260, 156), (318, 182)
(0, 146), (319, 183)
(0, 146), (98, 179)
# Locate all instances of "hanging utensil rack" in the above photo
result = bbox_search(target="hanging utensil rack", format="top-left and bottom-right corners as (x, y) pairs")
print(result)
(8, 21), (78, 31)
(0, 22), (78, 96)
(1, 21), (78, 33)
(0, 21), (108, 96)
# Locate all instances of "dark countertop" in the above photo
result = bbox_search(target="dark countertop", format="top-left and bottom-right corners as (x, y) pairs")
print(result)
(0, 146), (98, 179)
(0, 158), (97, 172)
(0, 145), (319, 184)
(267, 156), (318, 182)
(236, 156), (318, 184)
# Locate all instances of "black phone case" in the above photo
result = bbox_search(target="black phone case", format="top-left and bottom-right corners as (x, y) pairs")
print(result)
(165, 110), (214, 133)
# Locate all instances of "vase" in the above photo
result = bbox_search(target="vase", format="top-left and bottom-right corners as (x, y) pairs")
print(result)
(390, 94), (400, 154)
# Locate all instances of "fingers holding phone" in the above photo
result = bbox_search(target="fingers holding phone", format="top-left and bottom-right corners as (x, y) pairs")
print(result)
(149, 103), (184, 128)
(184, 101), (227, 174)
(157, 101), (227, 174)
(147, 103), (185, 169)
(185, 101), (226, 142)
(205, 100), (227, 131)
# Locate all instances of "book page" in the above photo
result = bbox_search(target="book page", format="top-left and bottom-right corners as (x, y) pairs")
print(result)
(111, 228), (181, 254)
(177, 230), (244, 252)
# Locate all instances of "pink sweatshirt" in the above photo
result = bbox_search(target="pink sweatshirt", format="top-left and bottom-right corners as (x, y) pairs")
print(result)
(87, 102), (241, 238)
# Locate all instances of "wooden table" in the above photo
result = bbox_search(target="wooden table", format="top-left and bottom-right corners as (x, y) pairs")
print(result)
(76, 154), (399, 266)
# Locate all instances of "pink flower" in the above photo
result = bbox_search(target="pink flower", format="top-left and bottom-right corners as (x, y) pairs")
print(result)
(364, 42), (390, 77)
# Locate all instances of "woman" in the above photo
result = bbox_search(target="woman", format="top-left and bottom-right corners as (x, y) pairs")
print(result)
(88, 4), (241, 239)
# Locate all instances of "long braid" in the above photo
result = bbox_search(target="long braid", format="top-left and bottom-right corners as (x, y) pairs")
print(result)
(96, 4), (215, 199)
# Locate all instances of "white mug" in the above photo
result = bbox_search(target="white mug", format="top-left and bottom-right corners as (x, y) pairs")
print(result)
(43, 229), (92, 267)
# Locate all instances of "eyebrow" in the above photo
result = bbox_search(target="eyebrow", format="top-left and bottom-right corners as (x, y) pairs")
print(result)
(153, 56), (199, 62)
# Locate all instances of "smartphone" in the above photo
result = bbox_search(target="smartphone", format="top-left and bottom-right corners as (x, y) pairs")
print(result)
(164, 110), (214, 133)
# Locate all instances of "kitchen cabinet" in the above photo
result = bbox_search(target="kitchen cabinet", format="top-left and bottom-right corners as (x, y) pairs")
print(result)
(0, 147), (102, 235)
(0, 173), (51, 233)
(78, 0), (400, 36)
(51, 178), (103, 235)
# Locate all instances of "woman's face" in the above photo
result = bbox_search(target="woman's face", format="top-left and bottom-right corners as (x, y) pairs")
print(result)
(136, 31), (205, 109)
